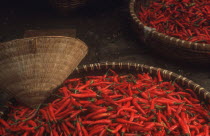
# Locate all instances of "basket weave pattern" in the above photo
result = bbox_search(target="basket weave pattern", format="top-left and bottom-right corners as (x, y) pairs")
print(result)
(0, 36), (88, 107)
(129, 0), (210, 63)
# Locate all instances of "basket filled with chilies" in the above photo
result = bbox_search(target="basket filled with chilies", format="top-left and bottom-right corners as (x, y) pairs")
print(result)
(129, 0), (210, 63)
(0, 62), (209, 135)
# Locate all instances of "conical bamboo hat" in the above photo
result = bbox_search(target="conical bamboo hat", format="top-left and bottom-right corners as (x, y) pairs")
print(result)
(0, 36), (88, 108)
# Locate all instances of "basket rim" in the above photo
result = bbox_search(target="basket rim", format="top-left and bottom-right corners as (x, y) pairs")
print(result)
(72, 62), (210, 103)
(0, 36), (88, 49)
(129, 0), (210, 51)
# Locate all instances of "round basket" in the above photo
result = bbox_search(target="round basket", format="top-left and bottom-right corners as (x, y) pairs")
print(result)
(129, 0), (210, 63)
(0, 36), (88, 108)
(0, 62), (209, 133)
(49, 0), (89, 15)
(68, 62), (210, 103)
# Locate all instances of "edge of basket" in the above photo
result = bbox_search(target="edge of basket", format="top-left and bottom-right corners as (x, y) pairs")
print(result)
(0, 36), (88, 52)
(73, 62), (210, 103)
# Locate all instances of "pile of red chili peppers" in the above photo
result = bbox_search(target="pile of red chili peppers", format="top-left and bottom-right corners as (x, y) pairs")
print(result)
(0, 69), (209, 135)
(138, 0), (210, 44)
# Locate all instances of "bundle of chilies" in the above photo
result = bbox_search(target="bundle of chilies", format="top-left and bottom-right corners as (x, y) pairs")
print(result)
(138, 0), (210, 44)
(0, 70), (209, 136)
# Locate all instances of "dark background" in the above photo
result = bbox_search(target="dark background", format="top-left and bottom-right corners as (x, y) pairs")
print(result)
(0, 0), (210, 92)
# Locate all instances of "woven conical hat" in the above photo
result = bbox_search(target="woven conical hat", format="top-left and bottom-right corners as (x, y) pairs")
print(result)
(0, 36), (88, 108)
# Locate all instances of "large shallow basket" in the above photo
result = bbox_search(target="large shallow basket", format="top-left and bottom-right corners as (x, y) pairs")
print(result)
(0, 36), (88, 108)
(129, 0), (210, 63)
(69, 62), (210, 103)
(49, 0), (89, 15)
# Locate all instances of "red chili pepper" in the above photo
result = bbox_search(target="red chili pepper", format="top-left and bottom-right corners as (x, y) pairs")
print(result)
(150, 97), (157, 111)
(107, 113), (118, 119)
(175, 103), (185, 115)
(197, 132), (206, 136)
(23, 105), (40, 122)
(183, 97), (193, 105)
(56, 107), (74, 118)
(22, 131), (30, 136)
(55, 98), (71, 114)
(76, 121), (82, 136)
(0, 127), (3, 135)
(27, 120), (37, 127)
(77, 82), (92, 90)
(109, 95), (123, 99)
(115, 97), (133, 103)
(189, 125), (200, 134)
(140, 92), (149, 99)
(117, 107), (137, 115)
(19, 108), (30, 118)
(52, 128), (59, 136)
(91, 119), (112, 125)
(132, 98), (146, 115)
(19, 125), (35, 131)
(167, 124), (179, 134)
(157, 70), (163, 82)
(1, 127), (5, 135)
(128, 125), (147, 131)
(166, 103), (172, 115)
(77, 117), (88, 136)
(84, 103), (105, 110)
(70, 93), (97, 98)
(107, 124), (123, 134)
(136, 114), (148, 121)
(85, 108), (107, 119)
(39, 126), (45, 136)
(115, 118), (143, 126)
(82, 119), (111, 125)
(39, 109), (49, 121)
(0, 119), (10, 128)
(98, 129), (106, 136)
(91, 113), (111, 120)
(145, 122), (156, 130)
(61, 122), (71, 135)
(175, 114), (190, 135)
(59, 87), (70, 97)
(204, 125), (209, 136)
(129, 112), (135, 122)
(101, 94), (120, 106)
(71, 98), (82, 107)
(127, 84), (133, 96)
(88, 125), (106, 136)
(48, 104), (57, 123)
(89, 127), (104, 136)
(156, 98), (181, 105)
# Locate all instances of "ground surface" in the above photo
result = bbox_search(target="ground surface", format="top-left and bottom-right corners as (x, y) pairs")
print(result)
(0, 0), (209, 103)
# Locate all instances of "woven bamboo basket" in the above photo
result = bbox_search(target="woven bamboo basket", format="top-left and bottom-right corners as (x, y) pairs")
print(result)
(129, 0), (210, 63)
(0, 36), (88, 108)
(49, 0), (89, 15)
(68, 62), (210, 103)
